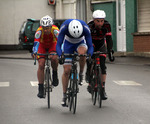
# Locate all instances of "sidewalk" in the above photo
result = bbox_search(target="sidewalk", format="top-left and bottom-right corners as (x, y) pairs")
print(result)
(0, 50), (150, 65)
(0, 50), (32, 59)
(114, 51), (150, 58)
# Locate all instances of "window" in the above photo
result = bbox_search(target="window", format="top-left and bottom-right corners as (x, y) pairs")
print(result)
(138, 0), (150, 32)
(32, 22), (40, 32)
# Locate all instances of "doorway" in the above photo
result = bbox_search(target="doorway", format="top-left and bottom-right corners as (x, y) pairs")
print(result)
(116, 0), (126, 52)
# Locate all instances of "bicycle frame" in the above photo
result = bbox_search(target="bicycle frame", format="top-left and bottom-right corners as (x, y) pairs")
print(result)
(64, 53), (87, 114)
(34, 52), (57, 108)
(89, 51), (108, 108)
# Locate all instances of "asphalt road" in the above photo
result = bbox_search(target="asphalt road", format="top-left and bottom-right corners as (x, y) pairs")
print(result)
(0, 57), (150, 124)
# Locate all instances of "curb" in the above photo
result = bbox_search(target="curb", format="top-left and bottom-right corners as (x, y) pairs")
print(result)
(114, 52), (150, 58)
(0, 51), (150, 59)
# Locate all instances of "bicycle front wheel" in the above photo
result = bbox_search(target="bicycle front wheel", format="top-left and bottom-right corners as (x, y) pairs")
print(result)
(69, 72), (78, 114)
(45, 68), (50, 108)
(91, 69), (97, 105)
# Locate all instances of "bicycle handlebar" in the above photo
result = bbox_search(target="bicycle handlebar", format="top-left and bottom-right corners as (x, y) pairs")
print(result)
(33, 53), (58, 65)
(35, 53), (57, 56)
(63, 53), (88, 57)
(93, 51), (108, 55)
(92, 51), (115, 62)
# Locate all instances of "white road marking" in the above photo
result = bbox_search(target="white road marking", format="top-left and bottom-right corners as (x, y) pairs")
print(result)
(30, 81), (38, 86)
(0, 82), (10, 87)
(113, 80), (142, 86)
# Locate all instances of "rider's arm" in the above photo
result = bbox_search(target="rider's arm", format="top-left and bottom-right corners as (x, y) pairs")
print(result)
(53, 29), (59, 39)
(83, 24), (94, 56)
(104, 22), (114, 61)
(52, 25), (59, 39)
(32, 30), (41, 53)
(105, 23), (113, 51)
(56, 25), (66, 57)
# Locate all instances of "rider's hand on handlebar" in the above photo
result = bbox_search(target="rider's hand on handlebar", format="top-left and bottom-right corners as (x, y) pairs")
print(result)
(59, 54), (65, 65)
(87, 54), (92, 64)
(108, 49), (115, 62)
(31, 52), (36, 59)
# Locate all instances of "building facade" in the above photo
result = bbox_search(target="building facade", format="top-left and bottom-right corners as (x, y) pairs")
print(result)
(90, 0), (150, 52)
(0, 0), (55, 49)
(0, 0), (150, 53)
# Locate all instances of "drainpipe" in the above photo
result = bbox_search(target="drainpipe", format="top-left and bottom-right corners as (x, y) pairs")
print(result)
(59, 0), (63, 19)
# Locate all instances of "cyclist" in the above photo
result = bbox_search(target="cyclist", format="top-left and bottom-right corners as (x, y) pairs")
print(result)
(86, 10), (114, 100)
(32, 15), (59, 98)
(56, 19), (93, 106)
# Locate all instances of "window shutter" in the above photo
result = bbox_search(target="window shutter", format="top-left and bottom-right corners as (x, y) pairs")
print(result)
(138, 0), (150, 32)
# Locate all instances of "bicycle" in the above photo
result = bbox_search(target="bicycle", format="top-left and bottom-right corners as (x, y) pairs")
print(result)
(63, 52), (87, 114)
(88, 51), (110, 108)
(34, 51), (57, 109)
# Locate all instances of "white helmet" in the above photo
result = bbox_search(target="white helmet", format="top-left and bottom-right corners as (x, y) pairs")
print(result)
(40, 15), (53, 27)
(93, 10), (106, 19)
(68, 20), (83, 38)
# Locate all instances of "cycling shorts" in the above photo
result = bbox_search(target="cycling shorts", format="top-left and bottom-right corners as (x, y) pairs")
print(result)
(37, 42), (57, 59)
(62, 40), (87, 65)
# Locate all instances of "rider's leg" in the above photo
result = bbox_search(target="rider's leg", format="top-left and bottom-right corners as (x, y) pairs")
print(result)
(50, 52), (59, 86)
(37, 58), (45, 98)
(85, 59), (91, 83)
(62, 65), (71, 93)
(61, 64), (71, 106)
(100, 56), (107, 100)
(50, 52), (58, 71)
(77, 45), (87, 84)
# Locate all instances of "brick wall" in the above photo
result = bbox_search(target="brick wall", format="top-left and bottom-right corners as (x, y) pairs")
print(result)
(133, 34), (150, 52)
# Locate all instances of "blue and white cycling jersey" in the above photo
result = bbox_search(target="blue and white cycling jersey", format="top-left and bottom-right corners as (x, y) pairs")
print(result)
(56, 19), (93, 57)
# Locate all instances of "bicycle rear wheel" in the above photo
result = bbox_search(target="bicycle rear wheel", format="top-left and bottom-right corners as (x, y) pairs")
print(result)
(97, 67), (102, 108)
(92, 88), (97, 105)
(45, 68), (50, 108)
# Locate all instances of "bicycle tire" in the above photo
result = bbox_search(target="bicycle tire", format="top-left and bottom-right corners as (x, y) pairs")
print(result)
(91, 69), (97, 105)
(45, 68), (50, 108)
(68, 77), (72, 111)
(69, 73), (74, 112)
(69, 72), (77, 114)
(97, 67), (102, 108)
(72, 71), (77, 114)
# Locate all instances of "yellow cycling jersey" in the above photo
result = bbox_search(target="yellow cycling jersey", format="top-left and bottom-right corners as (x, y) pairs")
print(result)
(34, 25), (59, 46)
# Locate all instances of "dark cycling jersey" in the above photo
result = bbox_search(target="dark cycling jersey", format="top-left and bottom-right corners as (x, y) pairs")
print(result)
(87, 20), (113, 52)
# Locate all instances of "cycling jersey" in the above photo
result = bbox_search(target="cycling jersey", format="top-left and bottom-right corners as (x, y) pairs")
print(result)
(33, 25), (59, 58)
(34, 25), (59, 48)
(56, 19), (93, 57)
(87, 20), (113, 52)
